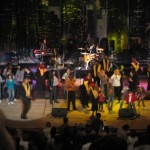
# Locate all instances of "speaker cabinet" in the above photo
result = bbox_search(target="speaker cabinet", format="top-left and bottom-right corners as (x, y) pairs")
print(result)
(52, 108), (67, 117)
(118, 108), (135, 118)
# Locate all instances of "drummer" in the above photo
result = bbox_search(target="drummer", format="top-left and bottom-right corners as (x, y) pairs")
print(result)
(88, 43), (96, 54)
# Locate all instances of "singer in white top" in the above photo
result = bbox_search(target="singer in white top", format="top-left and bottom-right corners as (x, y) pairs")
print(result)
(110, 69), (121, 102)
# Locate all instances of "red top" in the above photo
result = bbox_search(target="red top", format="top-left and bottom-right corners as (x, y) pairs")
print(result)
(126, 92), (136, 103)
(99, 93), (104, 102)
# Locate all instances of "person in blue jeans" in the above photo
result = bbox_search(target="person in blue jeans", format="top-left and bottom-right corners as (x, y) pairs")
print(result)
(107, 81), (114, 111)
(120, 83), (129, 109)
(6, 74), (15, 105)
(48, 70), (59, 104)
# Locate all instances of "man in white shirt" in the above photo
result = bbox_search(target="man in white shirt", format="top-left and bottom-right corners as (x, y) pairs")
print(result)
(111, 69), (121, 102)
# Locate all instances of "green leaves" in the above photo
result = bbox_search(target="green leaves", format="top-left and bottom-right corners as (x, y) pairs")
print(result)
(62, 0), (83, 23)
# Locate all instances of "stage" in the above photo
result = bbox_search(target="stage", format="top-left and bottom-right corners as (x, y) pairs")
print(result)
(1, 97), (150, 130)
(0, 76), (150, 130)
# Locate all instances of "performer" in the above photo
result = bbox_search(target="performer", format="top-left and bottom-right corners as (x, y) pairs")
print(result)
(131, 58), (140, 86)
(107, 80), (115, 111)
(6, 74), (15, 105)
(136, 86), (146, 109)
(40, 38), (48, 62)
(40, 38), (47, 50)
(88, 43), (96, 54)
(98, 89), (105, 112)
(15, 64), (24, 99)
(61, 67), (72, 100)
(65, 73), (77, 111)
(147, 63), (150, 91)
(20, 77), (32, 119)
(99, 70), (108, 102)
(101, 55), (110, 77)
(92, 59), (101, 87)
(48, 70), (59, 104)
(83, 72), (93, 83)
(2, 62), (12, 78)
(35, 63), (48, 97)
(90, 84), (99, 117)
(62, 67), (72, 82)
(79, 80), (89, 108)
(125, 89), (136, 113)
(120, 83), (129, 109)
(110, 69), (121, 103)
(128, 70), (137, 93)
(24, 67), (35, 92)
(119, 65), (125, 90)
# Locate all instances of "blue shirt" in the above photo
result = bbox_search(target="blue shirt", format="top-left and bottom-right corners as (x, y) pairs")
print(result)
(6, 79), (15, 90)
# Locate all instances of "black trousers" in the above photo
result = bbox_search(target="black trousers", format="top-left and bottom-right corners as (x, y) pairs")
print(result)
(67, 90), (76, 110)
(93, 76), (100, 87)
(21, 97), (31, 118)
(114, 86), (121, 101)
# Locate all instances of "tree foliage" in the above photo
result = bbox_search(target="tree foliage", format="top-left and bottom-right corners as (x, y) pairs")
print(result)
(62, 0), (81, 23)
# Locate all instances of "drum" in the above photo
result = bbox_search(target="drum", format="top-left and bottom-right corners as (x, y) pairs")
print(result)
(81, 52), (90, 62)
(86, 59), (95, 68)
(89, 53), (97, 59)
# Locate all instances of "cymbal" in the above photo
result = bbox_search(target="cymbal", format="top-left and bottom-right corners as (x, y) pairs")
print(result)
(97, 48), (104, 51)
(90, 53), (96, 55)
(97, 51), (103, 53)
(78, 47), (85, 50)
(81, 52), (89, 55)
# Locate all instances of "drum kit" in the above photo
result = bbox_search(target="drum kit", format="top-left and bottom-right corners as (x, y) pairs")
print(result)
(78, 47), (104, 68)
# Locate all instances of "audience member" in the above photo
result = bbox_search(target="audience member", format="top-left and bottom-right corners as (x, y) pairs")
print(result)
(117, 124), (130, 141)
(58, 117), (69, 134)
(127, 129), (138, 150)
(90, 113), (104, 134)
(134, 124), (150, 149)
(0, 109), (15, 150)
(43, 122), (51, 142)
(89, 135), (127, 150)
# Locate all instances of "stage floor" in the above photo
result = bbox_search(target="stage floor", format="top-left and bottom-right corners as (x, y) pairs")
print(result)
(0, 76), (149, 130)
(0, 98), (150, 130)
